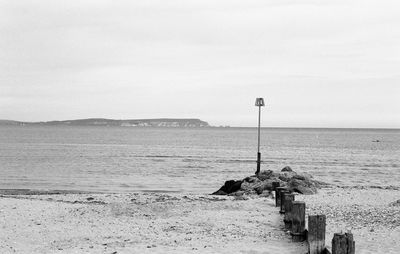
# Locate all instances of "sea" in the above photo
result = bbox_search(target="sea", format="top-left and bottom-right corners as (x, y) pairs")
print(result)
(0, 126), (399, 194)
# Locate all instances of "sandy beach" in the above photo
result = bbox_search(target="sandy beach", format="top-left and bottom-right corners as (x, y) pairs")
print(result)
(1, 187), (399, 253)
(0, 191), (307, 254)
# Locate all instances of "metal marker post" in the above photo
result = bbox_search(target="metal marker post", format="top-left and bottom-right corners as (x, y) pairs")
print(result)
(255, 98), (265, 175)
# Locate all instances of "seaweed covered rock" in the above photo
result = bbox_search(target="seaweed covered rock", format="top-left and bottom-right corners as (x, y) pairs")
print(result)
(212, 180), (243, 195)
(256, 170), (279, 181)
(389, 199), (400, 207)
(241, 177), (264, 194)
(278, 171), (297, 182)
(281, 166), (293, 172)
(253, 180), (278, 195)
(287, 178), (317, 194)
(212, 166), (326, 196)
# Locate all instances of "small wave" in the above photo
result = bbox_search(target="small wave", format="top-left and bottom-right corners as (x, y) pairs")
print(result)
(182, 158), (200, 162)
(0, 189), (94, 195)
(215, 159), (256, 164)
(181, 165), (210, 169)
(141, 189), (182, 193)
(340, 185), (400, 190)
(144, 155), (181, 158)
(140, 155), (204, 159)
(363, 164), (384, 167)
(151, 159), (166, 162)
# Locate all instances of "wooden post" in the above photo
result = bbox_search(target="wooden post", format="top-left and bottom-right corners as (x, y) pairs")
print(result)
(283, 193), (295, 229)
(308, 215), (326, 254)
(272, 181), (280, 192)
(332, 232), (355, 254)
(291, 201), (306, 242)
(280, 190), (290, 214)
(322, 248), (332, 254)
(275, 187), (287, 207)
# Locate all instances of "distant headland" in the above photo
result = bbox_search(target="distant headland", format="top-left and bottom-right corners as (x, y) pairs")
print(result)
(0, 118), (210, 128)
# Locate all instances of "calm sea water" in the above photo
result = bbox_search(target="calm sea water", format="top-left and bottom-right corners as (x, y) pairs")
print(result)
(0, 126), (399, 193)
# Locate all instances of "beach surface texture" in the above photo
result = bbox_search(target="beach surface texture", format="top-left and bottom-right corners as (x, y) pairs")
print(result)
(1, 187), (399, 253)
(0, 191), (306, 254)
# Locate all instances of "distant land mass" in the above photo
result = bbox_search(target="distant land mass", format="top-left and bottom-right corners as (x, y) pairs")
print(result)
(0, 118), (210, 128)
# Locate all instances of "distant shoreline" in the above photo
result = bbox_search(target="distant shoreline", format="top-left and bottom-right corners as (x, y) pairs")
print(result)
(0, 118), (210, 128)
(1, 118), (399, 130)
(0, 123), (398, 131)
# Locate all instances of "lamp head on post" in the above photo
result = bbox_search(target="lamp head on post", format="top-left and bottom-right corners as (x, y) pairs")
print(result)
(255, 98), (265, 107)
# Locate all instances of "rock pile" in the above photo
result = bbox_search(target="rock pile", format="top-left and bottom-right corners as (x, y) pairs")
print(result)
(212, 166), (328, 196)
(389, 199), (400, 207)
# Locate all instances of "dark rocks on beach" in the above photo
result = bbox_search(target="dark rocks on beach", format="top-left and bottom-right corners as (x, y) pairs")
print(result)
(281, 166), (293, 172)
(212, 180), (243, 195)
(389, 199), (400, 207)
(287, 178), (317, 195)
(278, 171), (297, 182)
(241, 178), (277, 195)
(255, 170), (277, 181)
(212, 166), (326, 196)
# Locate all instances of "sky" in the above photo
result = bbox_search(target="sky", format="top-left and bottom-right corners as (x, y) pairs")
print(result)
(1, 0), (399, 128)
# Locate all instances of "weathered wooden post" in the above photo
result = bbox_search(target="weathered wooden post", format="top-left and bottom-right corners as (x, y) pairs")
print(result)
(275, 187), (287, 207)
(272, 181), (280, 191)
(332, 232), (355, 254)
(291, 201), (306, 242)
(280, 190), (290, 214)
(308, 215), (326, 254)
(283, 193), (295, 229)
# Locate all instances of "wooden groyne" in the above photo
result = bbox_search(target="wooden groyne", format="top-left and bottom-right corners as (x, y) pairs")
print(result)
(273, 183), (356, 254)
(212, 167), (356, 253)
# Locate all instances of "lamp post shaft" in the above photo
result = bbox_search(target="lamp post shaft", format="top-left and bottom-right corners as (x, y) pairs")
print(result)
(256, 105), (261, 174)
(254, 97), (264, 175)
(257, 105), (261, 153)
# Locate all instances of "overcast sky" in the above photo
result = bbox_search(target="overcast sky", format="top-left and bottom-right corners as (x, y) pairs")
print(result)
(1, 0), (399, 128)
